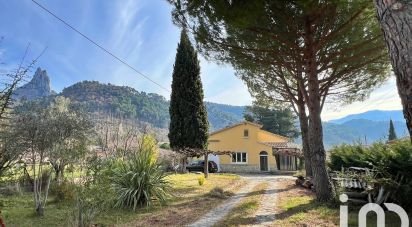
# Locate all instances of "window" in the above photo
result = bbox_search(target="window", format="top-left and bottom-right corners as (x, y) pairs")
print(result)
(243, 129), (249, 137)
(232, 152), (247, 163)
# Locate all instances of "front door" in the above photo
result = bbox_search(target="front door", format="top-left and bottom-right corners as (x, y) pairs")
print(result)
(260, 155), (268, 171)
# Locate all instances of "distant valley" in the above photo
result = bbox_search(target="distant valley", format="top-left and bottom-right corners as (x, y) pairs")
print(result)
(322, 116), (407, 149)
(14, 68), (407, 148)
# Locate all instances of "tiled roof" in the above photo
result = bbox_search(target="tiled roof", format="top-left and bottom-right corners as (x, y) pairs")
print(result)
(261, 142), (302, 149)
(209, 121), (263, 136)
(259, 142), (303, 157)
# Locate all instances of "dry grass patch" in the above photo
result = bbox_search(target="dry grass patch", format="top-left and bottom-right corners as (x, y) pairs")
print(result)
(0, 173), (241, 227)
(273, 179), (339, 227)
(214, 182), (268, 227)
(272, 179), (403, 227)
(118, 173), (243, 227)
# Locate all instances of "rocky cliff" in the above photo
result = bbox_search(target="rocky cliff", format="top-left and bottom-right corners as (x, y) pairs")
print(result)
(14, 67), (54, 100)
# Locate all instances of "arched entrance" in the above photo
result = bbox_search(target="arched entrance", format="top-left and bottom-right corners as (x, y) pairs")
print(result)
(259, 151), (268, 171)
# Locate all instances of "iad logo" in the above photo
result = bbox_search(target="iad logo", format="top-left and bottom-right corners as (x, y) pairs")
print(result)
(339, 194), (409, 227)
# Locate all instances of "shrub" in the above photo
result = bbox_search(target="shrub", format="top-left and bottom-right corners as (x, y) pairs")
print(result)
(198, 175), (205, 186)
(159, 143), (170, 149)
(50, 181), (77, 202)
(329, 140), (412, 211)
(0, 184), (21, 196)
(111, 135), (171, 210)
(329, 141), (412, 176)
(68, 182), (114, 226)
(69, 195), (99, 227)
(208, 187), (234, 199)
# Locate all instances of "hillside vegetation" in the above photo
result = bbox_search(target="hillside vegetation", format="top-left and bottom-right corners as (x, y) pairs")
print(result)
(18, 79), (407, 147)
(61, 81), (170, 128)
(60, 81), (244, 130)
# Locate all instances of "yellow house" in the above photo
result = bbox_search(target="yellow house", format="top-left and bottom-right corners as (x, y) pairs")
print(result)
(208, 121), (302, 172)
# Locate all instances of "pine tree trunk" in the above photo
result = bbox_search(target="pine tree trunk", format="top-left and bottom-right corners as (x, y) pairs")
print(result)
(375, 0), (412, 140)
(204, 153), (209, 178)
(297, 98), (312, 177)
(304, 15), (333, 202)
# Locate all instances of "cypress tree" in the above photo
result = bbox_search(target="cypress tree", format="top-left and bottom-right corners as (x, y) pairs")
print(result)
(169, 30), (209, 176)
(388, 119), (397, 141)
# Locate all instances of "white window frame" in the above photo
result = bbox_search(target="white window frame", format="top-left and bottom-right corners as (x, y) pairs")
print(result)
(231, 152), (247, 164)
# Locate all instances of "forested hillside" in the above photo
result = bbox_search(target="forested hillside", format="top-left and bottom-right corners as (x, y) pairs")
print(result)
(61, 81), (170, 128)
(17, 78), (406, 148)
(60, 81), (245, 130)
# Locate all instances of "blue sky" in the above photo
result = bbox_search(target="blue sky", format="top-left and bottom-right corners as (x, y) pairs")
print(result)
(0, 0), (402, 121)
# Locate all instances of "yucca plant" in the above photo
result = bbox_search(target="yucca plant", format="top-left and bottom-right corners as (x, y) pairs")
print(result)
(111, 135), (170, 211)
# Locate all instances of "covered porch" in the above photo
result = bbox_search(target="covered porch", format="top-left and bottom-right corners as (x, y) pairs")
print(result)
(262, 142), (303, 171)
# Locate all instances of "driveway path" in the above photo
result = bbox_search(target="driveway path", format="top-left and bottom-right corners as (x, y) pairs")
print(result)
(187, 179), (259, 227)
(188, 174), (294, 227)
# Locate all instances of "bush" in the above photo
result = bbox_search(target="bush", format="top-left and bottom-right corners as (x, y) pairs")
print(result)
(198, 175), (205, 186)
(0, 184), (21, 196)
(159, 143), (170, 149)
(329, 141), (412, 176)
(68, 181), (115, 226)
(69, 194), (99, 227)
(111, 135), (171, 210)
(208, 187), (234, 199)
(50, 181), (77, 202)
(329, 140), (412, 211)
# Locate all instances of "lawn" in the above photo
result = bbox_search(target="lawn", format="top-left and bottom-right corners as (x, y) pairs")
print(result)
(0, 173), (242, 227)
(273, 179), (403, 227)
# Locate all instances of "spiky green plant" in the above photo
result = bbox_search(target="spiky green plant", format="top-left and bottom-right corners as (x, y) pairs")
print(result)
(111, 135), (170, 211)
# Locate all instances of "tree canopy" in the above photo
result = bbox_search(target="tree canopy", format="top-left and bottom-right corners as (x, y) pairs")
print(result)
(168, 30), (209, 154)
(168, 0), (391, 201)
(244, 102), (299, 139)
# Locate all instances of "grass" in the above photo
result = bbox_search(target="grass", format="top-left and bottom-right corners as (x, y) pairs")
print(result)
(0, 173), (241, 227)
(214, 183), (268, 227)
(273, 179), (403, 227)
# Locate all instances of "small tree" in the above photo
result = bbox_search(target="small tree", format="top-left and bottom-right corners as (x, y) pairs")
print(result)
(14, 101), (53, 216)
(168, 30), (209, 177)
(12, 97), (92, 215)
(94, 115), (141, 158)
(244, 102), (299, 139)
(0, 43), (44, 176)
(46, 97), (93, 182)
(388, 119), (397, 141)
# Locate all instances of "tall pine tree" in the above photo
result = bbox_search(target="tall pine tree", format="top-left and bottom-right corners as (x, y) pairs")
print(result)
(388, 119), (397, 141)
(169, 30), (209, 177)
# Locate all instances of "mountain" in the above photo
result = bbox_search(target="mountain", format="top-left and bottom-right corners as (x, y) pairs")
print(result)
(60, 81), (245, 130)
(61, 81), (170, 128)
(320, 110), (408, 149)
(18, 69), (408, 148)
(322, 119), (408, 149)
(205, 102), (245, 129)
(329, 110), (405, 124)
(14, 67), (55, 100)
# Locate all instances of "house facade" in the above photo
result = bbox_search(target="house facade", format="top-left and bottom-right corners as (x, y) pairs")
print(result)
(208, 121), (302, 173)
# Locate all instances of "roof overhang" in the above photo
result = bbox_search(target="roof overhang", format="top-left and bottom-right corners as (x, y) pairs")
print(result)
(260, 142), (303, 157)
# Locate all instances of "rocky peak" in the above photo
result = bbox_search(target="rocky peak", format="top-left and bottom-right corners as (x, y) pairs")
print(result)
(14, 67), (53, 101)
